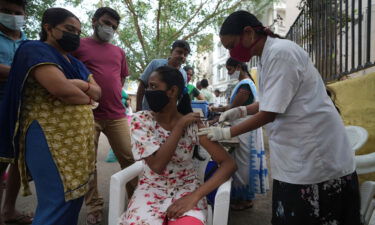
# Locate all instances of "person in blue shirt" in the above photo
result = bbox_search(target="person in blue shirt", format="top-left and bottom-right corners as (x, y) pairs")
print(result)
(0, 0), (32, 224)
(136, 40), (190, 111)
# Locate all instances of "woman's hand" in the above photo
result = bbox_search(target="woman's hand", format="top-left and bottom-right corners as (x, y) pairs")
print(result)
(69, 77), (101, 101)
(68, 79), (85, 88)
(166, 193), (200, 219)
(176, 112), (201, 129)
(219, 106), (247, 123)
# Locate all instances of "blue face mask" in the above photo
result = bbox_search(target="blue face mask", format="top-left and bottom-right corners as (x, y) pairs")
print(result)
(0, 12), (25, 31)
(145, 90), (170, 112)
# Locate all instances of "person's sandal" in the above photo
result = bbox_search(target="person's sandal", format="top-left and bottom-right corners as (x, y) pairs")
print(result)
(4, 214), (33, 224)
(230, 201), (253, 211)
(86, 211), (103, 225)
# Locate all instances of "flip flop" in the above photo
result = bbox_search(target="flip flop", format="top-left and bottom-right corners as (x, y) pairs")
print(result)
(86, 211), (103, 225)
(230, 201), (253, 211)
(4, 214), (33, 224)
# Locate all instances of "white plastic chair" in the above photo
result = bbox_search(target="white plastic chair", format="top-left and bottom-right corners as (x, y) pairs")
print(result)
(109, 159), (232, 225)
(345, 125), (369, 152)
(345, 125), (374, 225)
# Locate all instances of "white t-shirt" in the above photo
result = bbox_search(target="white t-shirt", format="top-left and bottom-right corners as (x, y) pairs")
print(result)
(258, 37), (355, 185)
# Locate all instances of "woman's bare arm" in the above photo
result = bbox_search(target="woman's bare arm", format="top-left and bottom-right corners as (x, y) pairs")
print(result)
(69, 75), (101, 101)
(166, 122), (237, 219)
(144, 113), (201, 175)
(32, 64), (91, 105)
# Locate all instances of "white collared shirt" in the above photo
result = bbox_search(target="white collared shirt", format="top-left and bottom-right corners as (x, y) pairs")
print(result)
(258, 37), (355, 184)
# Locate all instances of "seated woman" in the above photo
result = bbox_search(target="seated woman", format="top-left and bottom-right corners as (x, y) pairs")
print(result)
(119, 66), (237, 225)
(210, 57), (268, 210)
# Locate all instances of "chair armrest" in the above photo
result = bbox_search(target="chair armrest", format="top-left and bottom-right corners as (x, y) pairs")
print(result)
(366, 199), (375, 225)
(213, 178), (232, 225)
(356, 153), (375, 175)
(369, 208), (375, 225)
(108, 161), (144, 225)
(360, 181), (375, 224)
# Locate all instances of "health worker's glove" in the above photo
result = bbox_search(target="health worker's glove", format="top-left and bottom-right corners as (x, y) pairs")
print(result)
(219, 106), (247, 123)
(197, 127), (231, 141)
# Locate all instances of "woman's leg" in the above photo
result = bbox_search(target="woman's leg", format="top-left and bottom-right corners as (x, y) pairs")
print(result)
(167, 216), (203, 225)
(25, 121), (84, 225)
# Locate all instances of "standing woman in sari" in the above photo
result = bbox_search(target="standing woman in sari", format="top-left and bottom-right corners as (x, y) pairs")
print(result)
(211, 57), (268, 210)
(0, 8), (101, 225)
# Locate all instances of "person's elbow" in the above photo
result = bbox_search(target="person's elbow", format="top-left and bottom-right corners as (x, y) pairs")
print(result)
(228, 157), (237, 174)
(144, 158), (166, 175)
(261, 111), (277, 123)
(219, 156), (237, 176)
(149, 164), (166, 175)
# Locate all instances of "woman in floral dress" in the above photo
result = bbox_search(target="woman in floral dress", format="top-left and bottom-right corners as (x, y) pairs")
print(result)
(119, 66), (236, 225)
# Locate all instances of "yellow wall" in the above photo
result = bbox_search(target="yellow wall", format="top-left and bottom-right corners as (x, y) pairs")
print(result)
(328, 72), (375, 183)
(250, 68), (258, 88)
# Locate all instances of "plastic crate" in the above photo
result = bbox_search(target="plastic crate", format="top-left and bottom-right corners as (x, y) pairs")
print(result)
(191, 100), (209, 118)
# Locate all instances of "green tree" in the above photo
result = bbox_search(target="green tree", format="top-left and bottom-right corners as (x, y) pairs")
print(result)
(93, 0), (275, 79)
(24, 0), (55, 39)
(24, 0), (85, 39)
(24, 0), (277, 79)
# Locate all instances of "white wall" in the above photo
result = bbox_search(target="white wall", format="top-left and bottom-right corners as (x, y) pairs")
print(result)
(284, 0), (301, 32)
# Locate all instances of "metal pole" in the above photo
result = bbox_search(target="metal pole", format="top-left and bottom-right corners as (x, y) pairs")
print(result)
(358, 0), (363, 69)
(365, 0), (372, 66)
(339, 0), (343, 75)
(351, 0), (355, 72)
(345, 0), (349, 73)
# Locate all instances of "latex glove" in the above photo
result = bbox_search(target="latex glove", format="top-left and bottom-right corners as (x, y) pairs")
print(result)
(219, 106), (247, 123)
(197, 127), (231, 141)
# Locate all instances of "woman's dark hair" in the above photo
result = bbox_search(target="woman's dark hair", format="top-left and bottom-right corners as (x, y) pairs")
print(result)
(40, 8), (79, 42)
(226, 57), (255, 83)
(154, 66), (192, 115)
(93, 7), (120, 24)
(326, 87), (341, 114)
(200, 79), (209, 88)
(220, 10), (283, 39)
(1, 0), (27, 10)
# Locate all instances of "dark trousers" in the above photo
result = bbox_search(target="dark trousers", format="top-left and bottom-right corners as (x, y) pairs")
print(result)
(272, 172), (361, 225)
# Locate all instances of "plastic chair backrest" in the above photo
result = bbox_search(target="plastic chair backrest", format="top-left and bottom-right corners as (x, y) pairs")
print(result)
(345, 126), (368, 152)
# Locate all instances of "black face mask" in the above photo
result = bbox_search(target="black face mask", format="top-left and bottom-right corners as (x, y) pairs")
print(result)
(55, 30), (80, 52)
(145, 90), (169, 112)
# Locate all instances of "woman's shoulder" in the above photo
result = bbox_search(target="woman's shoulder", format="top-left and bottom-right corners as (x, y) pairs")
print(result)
(19, 40), (49, 51)
(132, 110), (154, 123)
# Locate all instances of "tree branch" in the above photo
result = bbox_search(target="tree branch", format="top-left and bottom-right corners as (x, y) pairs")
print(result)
(171, 0), (206, 40)
(123, 0), (148, 60)
(120, 36), (147, 69)
(156, 0), (163, 55)
(182, 0), (243, 40)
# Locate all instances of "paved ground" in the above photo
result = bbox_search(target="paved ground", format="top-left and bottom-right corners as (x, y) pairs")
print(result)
(15, 133), (273, 225)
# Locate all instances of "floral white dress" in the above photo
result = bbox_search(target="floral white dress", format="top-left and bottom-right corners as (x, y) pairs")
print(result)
(119, 111), (208, 225)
